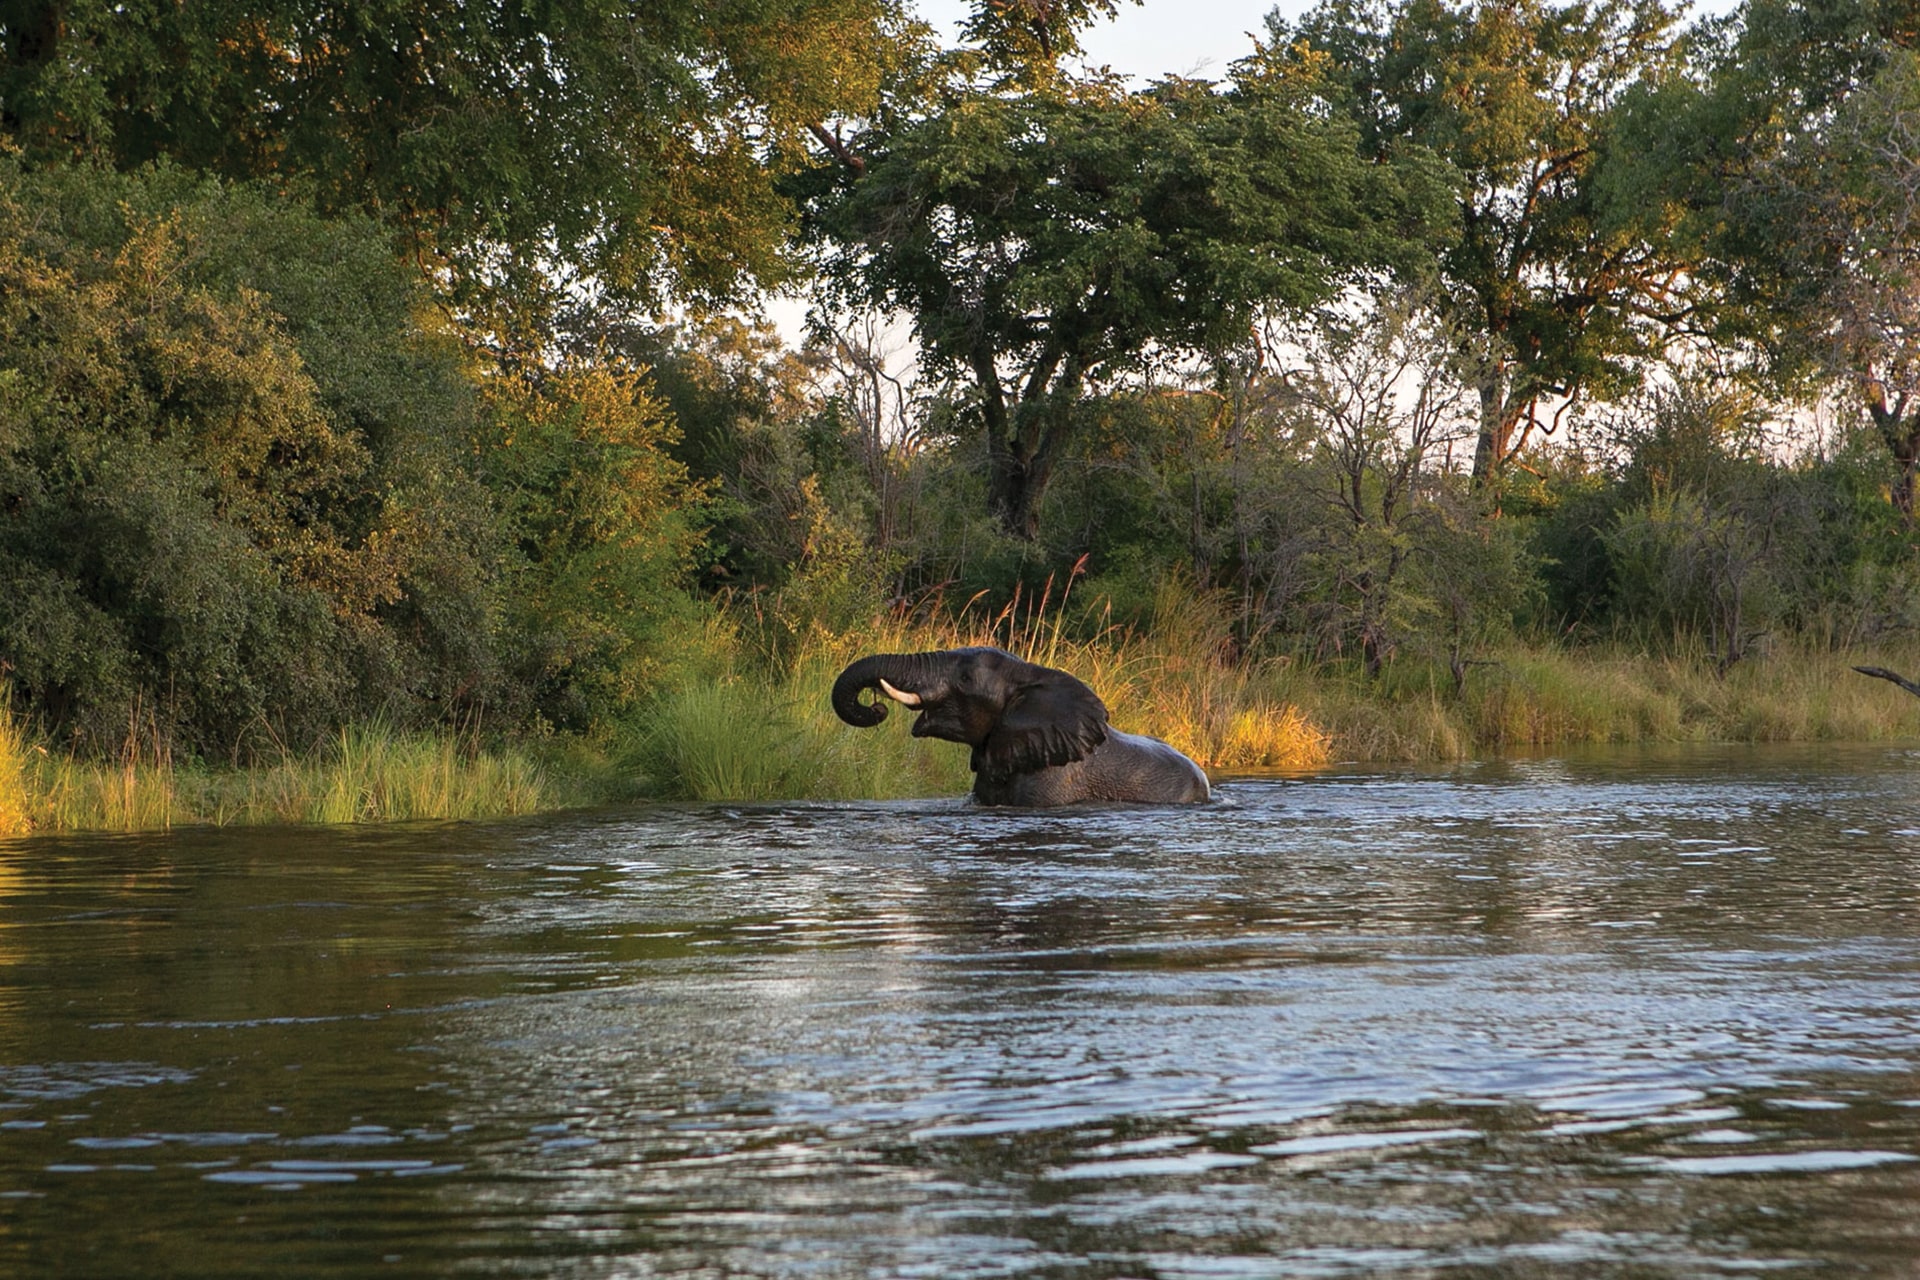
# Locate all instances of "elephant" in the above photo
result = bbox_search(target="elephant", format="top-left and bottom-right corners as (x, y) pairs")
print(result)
(831, 646), (1211, 806)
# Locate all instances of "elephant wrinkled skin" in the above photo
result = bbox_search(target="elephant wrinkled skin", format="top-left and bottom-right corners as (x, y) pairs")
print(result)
(831, 646), (1210, 806)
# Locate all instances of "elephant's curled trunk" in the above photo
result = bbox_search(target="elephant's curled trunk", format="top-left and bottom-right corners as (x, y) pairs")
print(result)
(831, 653), (943, 727)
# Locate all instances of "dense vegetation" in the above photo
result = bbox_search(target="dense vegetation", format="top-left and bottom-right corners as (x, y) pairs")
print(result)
(3, 0), (1919, 832)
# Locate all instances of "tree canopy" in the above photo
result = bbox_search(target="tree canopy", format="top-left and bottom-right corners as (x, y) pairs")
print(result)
(800, 47), (1449, 538)
(1607, 0), (1920, 512)
(1, 0), (922, 313)
(1287, 0), (1687, 486)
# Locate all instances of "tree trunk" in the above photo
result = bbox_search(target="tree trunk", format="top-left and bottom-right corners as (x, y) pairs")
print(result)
(1471, 375), (1535, 491)
(1471, 378), (1504, 485)
(1870, 396), (1917, 525)
(985, 452), (1045, 541)
(981, 355), (1083, 542)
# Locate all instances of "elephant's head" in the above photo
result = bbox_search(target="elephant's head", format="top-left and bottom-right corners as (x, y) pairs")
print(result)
(831, 646), (1109, 779)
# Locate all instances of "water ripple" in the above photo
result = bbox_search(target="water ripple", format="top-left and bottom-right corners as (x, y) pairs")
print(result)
(2, 744), (1919, 1276)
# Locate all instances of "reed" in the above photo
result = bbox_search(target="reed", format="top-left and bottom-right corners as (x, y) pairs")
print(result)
(0, 697), (32, 837)
(688, 577), (1920, 792)
(6, 587), (1918, 831)
(1, 716), (558, 837)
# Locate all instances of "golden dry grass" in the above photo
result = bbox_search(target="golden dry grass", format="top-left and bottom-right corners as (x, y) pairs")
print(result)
(0, 695), (32, 837)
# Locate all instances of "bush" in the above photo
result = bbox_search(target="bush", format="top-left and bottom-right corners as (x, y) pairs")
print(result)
(0, 160), (715, 757)
(0, 161), (450, 752)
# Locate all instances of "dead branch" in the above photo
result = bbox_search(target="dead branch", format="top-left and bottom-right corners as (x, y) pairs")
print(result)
(1853, 665), (1920, 700)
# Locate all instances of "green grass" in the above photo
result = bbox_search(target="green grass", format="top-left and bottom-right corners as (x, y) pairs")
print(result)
(631, 655), (973, 802)
(1278, 640), (1920, 761)
(0, 717), (575, 836)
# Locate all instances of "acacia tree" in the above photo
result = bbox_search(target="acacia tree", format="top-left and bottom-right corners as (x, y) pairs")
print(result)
(800, 37), (1445, 540)
(1289, 0), (1686, 488)
(1822, 54), (1920, 518)
(0, 0), (920, 314)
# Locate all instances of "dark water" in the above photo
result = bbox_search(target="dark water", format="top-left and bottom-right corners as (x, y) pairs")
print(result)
(4, 745), (1920, 1278)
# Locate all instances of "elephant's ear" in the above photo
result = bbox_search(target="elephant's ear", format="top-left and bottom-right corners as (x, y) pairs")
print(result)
(976, 668), (1109, 779)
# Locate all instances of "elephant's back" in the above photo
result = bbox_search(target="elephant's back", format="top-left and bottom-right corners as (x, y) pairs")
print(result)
(968, 728), (1210, 806)
(1086, 729), (1211, 803)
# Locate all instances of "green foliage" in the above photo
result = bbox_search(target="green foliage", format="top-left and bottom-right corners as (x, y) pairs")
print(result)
(617, 320), (816, 498)
(1610, 2), (1920, 510)
(0, 161), (717, 758)
(1512, 453), (1622, 633)
(1259, 299), (1519, 679)
(0, 0), (925, 315)
(1592, 383), (1904, 667)
(1607, 488), (1778, 666)
(1418, 501), (1540, 690)
(1291, 0), (1687, 481)
(0, 160), (502, 753)
(477, 361), (709, 730)
(956, 0), (1136, 76)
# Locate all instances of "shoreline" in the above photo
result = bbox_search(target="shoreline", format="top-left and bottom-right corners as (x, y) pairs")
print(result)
(7, 641), (1918, 838)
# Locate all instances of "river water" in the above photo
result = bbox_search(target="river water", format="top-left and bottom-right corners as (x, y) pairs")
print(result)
(3, 744), (1919, 1277)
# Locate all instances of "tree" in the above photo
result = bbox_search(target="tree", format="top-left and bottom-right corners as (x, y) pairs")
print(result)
(1276, 297), (1480, 677)
(1806, 54), (1920, 518)
(0, 0), (921, 315)
(801, 47), (1445, 539)
(1611, 1), (1920, 515)
(957, 0), (1136, 72)
(1288, 0), (1686, 488)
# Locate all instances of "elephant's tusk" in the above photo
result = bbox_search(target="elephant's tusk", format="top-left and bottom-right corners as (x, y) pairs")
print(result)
(876, 678), (923, 707)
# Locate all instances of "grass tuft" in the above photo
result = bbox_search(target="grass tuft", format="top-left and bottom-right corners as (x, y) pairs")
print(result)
(0, 697), (31, 837)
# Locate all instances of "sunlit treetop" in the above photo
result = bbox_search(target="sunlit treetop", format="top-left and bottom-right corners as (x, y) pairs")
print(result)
(1282, 0), (1688, 483)
(794, 29), (1452, 537)
(955, 0), (1137, 78)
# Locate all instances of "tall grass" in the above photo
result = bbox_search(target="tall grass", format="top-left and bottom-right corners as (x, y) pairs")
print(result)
(1278, 639), (1920, 761)
(643, 576), (1920, 798)
(632, 574), (1335, 805)
(0, 695), (32, 837)
(7, 582), (1919, 831)
(633, 656), (973, 802)
(0, 709), (565, 837)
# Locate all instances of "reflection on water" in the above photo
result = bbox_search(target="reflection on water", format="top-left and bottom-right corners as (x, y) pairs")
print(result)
(2, 744), (1919, 1276)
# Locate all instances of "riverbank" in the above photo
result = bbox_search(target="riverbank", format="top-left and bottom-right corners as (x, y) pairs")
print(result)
(0, 718), (600, 837)
(4, 637), (1918, 837)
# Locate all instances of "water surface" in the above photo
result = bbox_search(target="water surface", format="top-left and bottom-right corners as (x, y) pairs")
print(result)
(3, 744), (1919, 1276)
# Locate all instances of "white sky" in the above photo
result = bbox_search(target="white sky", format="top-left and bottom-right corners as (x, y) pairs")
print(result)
(914, 0), (1743, 83)
(915, 0), (1305, 82)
